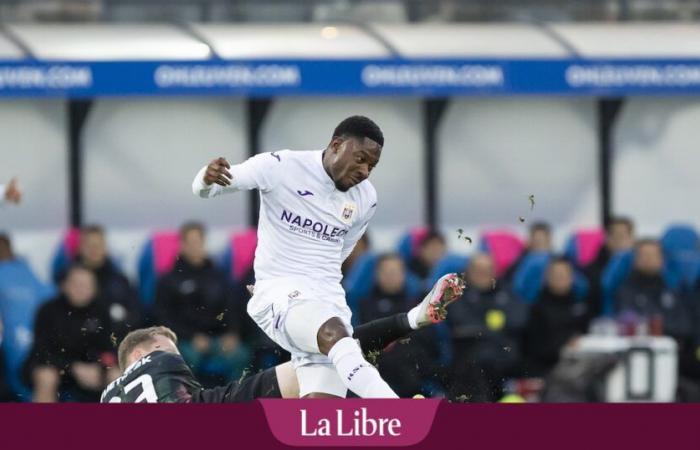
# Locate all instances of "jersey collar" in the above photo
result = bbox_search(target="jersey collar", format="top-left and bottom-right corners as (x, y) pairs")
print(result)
(316, 149), (338, 192)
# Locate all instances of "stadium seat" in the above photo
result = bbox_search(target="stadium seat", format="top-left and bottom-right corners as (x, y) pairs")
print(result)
(479, 230), (525, 278)
(0, 258), (55, 400)
(661, 224), (700, 290)
(661, 224), (699, 255)
(427, 254), (469, 288)
(564, 228), (605, 268)
(343, 252), (379, 315)
(512, 251), (589, 304)
(50, 228), (81, 283)
(343, 251), (423, 325)
(396, 227), (429, 264)
(219, 228), (258, 283)
(513, 252), (550, 303)
(137, 231), (180, 309)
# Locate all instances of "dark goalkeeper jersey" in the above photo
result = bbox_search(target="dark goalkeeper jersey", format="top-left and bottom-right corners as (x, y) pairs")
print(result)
(100, 350), (280, 403)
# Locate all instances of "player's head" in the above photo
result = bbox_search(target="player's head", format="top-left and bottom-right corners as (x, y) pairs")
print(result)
(79, 224), (107, 268)
(118, 326), (179, 372)
(325, 115), (383, 191)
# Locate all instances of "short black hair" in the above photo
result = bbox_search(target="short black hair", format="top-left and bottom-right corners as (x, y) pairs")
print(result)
(376, 252), (404, 269)
(548, 255), (572, 268)
(608, 216), (634, 234)
(58, 262), (94, 284)
(81, 224), (105, 236)
(529, 221), (551, 235)
(634, 238), (660, 252)
(419, 229), (446, 248)
(179, 221), (206, 240)
(332, 116), (384, 147)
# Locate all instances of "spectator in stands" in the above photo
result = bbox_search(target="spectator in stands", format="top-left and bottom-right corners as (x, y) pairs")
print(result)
(447, 253), (528, 402)
(359, 253), (443, 397)
(359, 254), (411, 323)
(524, 257), (590, 377)
(0, 315), (17, 401)
(408, 230), (446, 281)
(341, 233), (370, 277)
(679, 282), (700, 401)
(615, 239), (691, 341)
(447, 254), (527, 402)
(0, 232), (53, 400)
(584, 217), (635, 315)
(24, 265), (117, 402)
(75, 225), (142, 339)
(154, 222), (250, 387)
(503, 222), (553, 282)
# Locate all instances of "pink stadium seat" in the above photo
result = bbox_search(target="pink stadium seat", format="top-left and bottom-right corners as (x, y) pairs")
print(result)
(480, 230), (525, 277)
(230, 228), (258, 280)
(152, 231), (180, 276)
(64, 228), (81, 259)
(573, 228), (605, 267)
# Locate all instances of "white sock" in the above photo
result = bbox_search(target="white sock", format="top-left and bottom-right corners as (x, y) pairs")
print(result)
(328, 337), (399, 398)
(406, 306), (421, 330)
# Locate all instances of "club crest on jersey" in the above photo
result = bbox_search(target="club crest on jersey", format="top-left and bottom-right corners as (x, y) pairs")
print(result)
(340, 202), (356, 224)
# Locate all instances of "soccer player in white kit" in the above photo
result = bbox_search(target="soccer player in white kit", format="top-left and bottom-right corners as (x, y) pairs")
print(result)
(192, 116), (413, 398)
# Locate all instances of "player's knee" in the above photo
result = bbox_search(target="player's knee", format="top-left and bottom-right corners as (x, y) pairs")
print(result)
(316, 317), (350, 355)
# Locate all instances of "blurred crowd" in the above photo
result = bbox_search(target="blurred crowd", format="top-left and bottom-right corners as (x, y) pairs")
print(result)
(1, 217), (700, 402)
(4, 0), (699, 24)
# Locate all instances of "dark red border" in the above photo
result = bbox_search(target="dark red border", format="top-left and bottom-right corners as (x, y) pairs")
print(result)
(0, 402), (697, 449)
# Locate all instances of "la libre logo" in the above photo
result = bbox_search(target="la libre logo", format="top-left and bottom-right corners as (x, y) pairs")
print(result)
(300, 407), (402, 437)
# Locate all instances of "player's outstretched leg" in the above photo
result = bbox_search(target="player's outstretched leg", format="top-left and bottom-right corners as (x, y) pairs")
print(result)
(318, 317), (399, 399)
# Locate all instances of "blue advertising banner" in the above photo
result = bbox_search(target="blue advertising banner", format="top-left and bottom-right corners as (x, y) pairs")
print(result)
(1, 58), (700, 97)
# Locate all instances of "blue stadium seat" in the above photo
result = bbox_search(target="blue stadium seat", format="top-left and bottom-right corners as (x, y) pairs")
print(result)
(661, 224), (699, 255)
(564, 228), (605, 268)
(513, 252), (589, 304)
(427, 254), (469, 288)
(513, 252), (550, 303)
(343, 251), (424, 325)
(218, 228), (258, 284)
(395, 227), (429, 264)
(0, 258), (55, 400)
(50, 228), (80, 283)
(137, 231), (180, 310)
(479, 230), (525, 278)
(343, 252), (379, 316)
(661, 224), (700, 290)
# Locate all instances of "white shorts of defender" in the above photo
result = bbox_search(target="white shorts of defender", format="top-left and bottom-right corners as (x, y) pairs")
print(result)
(247, 277), (354, 397)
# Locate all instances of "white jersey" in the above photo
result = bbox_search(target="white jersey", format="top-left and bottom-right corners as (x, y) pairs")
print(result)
(192, 149), (376, 287)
